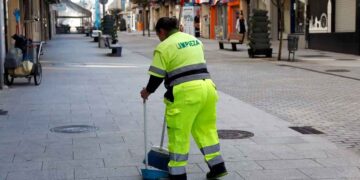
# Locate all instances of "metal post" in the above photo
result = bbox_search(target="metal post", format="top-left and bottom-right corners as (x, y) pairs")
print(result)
(0, 1), (5, 89)
(103, 4), (106, 18)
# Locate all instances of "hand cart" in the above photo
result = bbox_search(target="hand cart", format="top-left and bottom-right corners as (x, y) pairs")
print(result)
(4, 41), (44, 86)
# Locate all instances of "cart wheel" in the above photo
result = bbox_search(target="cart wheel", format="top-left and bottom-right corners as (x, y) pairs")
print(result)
(34, 63), (42, 86)
(4, 72), (14, 86)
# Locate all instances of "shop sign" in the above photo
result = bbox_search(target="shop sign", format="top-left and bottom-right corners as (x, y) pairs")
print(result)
(309, 0), (332, 33)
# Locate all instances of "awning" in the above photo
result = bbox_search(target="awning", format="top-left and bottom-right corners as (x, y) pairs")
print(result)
(58, 0), (92, 17)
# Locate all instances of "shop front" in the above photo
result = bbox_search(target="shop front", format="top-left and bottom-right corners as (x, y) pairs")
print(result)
(210, 0), (227, 39)
(307, 0), (360, 55)
(226, 0), (240, 34)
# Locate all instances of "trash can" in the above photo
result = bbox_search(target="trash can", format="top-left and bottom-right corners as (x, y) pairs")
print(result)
(287, 35), (299, 61)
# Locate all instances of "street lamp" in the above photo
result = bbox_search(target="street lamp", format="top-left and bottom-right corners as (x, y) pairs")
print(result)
(99, 0), (108, 18)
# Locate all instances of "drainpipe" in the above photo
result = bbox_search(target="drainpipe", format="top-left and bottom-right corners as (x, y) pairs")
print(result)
(0, 1), (5, 89)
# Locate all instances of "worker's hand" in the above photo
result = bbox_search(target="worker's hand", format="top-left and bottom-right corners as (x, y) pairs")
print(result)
(140, 87), (150, 103)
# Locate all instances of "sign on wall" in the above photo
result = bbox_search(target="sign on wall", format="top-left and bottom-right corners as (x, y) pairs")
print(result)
(309, 0), (332, 33)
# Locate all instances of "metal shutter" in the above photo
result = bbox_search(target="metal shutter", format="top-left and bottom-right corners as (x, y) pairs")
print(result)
(335, 0), (356, 32)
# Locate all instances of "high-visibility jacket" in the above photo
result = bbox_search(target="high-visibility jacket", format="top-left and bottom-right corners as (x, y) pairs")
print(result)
(148, 31), (210, 90)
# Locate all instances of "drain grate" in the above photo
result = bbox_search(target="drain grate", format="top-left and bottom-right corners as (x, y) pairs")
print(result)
(50, 125), (98, 133)
(0, 109), (8, 115)
(217, 130), (254, 139)
(289, 126), (324, 134)
(325, 69), (350, 73)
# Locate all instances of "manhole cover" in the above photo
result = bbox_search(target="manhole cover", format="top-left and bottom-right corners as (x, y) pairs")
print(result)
(217, 130), (254, 139)
(50, 125), (98, 133)
(325, 69), (350, 72)
(0, 109), (8, 115)
(336, 58), (356, 61)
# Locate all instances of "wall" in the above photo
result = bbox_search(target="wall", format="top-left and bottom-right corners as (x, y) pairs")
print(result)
(6, 0), (20, 49)
(24, 0), (42, 41)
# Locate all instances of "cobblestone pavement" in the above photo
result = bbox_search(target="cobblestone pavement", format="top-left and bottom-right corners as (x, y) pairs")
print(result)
(120, 32), (360, 154)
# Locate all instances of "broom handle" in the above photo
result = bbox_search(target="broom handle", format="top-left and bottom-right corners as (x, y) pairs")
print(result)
(160, 117), (166, 149)
(143, 102), (148, 169)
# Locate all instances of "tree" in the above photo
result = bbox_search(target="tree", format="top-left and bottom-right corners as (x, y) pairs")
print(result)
(271, 0), (285, 61)
(109, 9), (121, 43)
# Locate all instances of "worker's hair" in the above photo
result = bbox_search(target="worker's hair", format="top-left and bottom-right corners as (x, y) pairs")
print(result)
(155, 17), (178, 33)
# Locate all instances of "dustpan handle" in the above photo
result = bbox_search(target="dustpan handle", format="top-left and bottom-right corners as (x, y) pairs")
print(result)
(160, 117), (166, 149)
(143, 101), (148, 169)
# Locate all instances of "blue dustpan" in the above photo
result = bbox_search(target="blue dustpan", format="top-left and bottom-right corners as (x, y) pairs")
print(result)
(141, 168), (168, 180)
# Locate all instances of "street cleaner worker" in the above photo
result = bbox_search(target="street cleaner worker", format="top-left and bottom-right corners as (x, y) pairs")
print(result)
(140, 17), (228, 180)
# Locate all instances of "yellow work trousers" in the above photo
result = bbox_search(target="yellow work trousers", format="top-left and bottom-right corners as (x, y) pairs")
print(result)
(164, 79), (224, 175)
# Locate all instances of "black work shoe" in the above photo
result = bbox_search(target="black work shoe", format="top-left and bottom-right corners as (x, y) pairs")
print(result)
(169, 173), (187, 180)
(206, 162), (228, 179)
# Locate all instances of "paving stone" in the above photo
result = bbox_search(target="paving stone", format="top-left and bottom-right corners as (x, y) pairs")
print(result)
(0, 153), (14, 163)
(73, 136), (124, 146)
(72, 148), (107, 160)
(235, 144), (294, 153)
(198, 160), (263, 172)
(299, 167), (360, 179)
(75, 167), (139, 179)
(287, 142), (339, 151)
(272, 149), (328, 159)
(108, 176), (142, 180)
(78, 178), (107, 180)
(314, 158), (360, 167)
(0, 171), (8, 180)
(0, 161), (42, 172)
(250, 136), (307, 145)
(186, 172), (244, 180)
(0, 142), (20, 153)
(6, 169), (74, 180)
(43, 159), (105, 170)
(15, 140), (47, 153)
(103, 155), (143, 167)
(237, 169), (310, 180)
(256, 159), (323, 169)
(13, 150), (73, 162)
